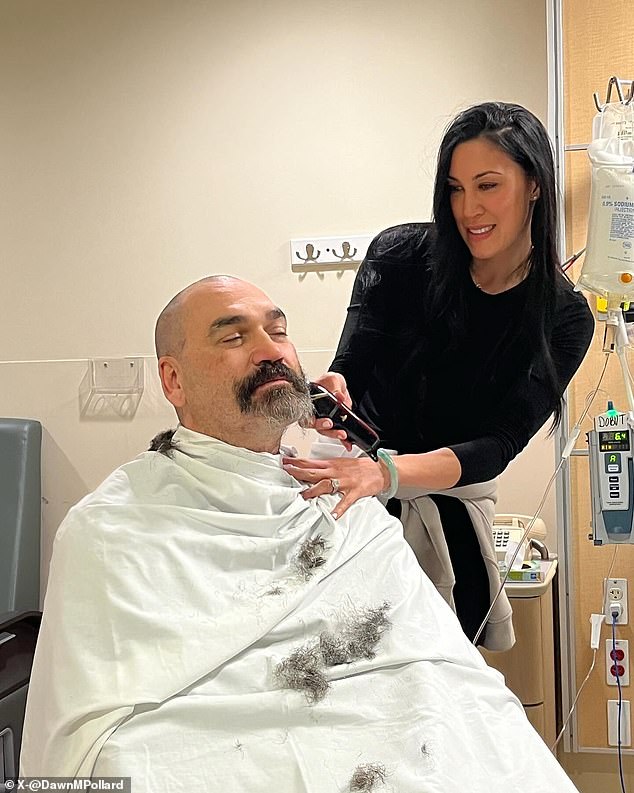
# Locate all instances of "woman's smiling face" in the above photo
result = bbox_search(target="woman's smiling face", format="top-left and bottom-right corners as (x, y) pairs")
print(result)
(448, 136), (537, 270)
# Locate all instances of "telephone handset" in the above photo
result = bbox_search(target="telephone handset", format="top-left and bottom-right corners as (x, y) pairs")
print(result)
(492, 513), (547, 563)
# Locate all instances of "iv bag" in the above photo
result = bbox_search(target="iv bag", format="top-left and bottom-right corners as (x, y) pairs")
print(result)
(576, 102), (634, 302)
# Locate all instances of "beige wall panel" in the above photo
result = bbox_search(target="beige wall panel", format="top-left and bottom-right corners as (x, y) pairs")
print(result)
(563, 150), (591, 266)
(0, 0), (549, 362)
(563, 0), (634, 146)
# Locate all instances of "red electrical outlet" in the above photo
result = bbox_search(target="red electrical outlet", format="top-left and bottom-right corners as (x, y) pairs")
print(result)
(606, 639), (630, 686)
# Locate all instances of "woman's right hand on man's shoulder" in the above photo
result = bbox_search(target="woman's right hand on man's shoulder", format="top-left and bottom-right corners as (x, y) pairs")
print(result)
(311, 371), (353, 449)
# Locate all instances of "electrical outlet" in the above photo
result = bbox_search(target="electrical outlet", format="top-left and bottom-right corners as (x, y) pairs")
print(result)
(608, 700), (631, 747)
(606, 639), (630, 686)
(604, 577), (628, 624)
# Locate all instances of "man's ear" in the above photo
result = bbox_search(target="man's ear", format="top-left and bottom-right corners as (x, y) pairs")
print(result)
(158, 356), (186, 408)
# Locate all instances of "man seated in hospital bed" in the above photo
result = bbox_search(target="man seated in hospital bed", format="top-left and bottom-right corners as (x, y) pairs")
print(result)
(21, 275), (579, 792)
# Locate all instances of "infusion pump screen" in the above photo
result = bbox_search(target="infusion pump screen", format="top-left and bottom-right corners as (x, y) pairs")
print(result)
(599, 430), (631, 452)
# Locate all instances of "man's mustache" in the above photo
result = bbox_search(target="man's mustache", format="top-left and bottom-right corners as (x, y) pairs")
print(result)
(235, 362), (308, 405)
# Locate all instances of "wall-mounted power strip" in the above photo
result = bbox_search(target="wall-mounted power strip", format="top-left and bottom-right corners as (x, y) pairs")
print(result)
(606, 639), (630, 686)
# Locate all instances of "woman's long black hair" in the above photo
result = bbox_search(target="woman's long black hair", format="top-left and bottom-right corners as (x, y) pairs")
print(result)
(429, 101), (564, 427)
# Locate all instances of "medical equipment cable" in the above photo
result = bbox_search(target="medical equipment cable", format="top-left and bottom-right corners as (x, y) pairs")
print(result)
(619, 345), (634, 412)
(551, 650), (597, 752)
(604, 543), (619, 583)
(612, 614), (628, 793)
(607, 308), (634, 414)
(562, 247), (586, 272)
(472, 351), (612, 648)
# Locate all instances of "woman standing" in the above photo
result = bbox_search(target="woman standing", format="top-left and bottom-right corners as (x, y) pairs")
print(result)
(283, 102), (594, 647)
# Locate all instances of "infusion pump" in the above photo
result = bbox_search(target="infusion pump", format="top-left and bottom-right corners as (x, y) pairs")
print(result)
(588, 405), (634, 545)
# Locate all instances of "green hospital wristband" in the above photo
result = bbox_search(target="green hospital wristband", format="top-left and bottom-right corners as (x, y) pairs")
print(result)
(377, 448), (399, 500)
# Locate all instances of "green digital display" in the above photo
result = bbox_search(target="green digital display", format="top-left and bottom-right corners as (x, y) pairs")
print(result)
(599, 430), (631, 452)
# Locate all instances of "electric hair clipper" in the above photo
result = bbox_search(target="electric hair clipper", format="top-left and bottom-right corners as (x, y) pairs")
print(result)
(308, 382), (381, 460)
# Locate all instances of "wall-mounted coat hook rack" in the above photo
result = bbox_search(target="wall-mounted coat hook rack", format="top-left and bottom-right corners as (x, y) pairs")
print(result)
(290, 234), (373, 273)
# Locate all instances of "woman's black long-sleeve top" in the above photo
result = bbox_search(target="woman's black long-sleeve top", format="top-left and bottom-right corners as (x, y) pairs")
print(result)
(331, 223), (595, 485)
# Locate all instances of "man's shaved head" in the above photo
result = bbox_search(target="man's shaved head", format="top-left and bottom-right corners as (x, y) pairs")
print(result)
(154, 275), (238, 360)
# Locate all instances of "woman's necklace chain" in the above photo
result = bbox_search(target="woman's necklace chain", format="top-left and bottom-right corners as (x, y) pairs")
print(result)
(471, 247), (533, 291)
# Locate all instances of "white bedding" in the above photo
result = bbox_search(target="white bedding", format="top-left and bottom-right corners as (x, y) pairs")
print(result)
(21, 426), (578, 792)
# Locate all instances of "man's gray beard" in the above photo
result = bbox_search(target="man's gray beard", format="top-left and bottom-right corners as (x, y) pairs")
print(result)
(245, 385), (314, 430)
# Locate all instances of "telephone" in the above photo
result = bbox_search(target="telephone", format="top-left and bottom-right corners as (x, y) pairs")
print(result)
(492, 513), (547, 564)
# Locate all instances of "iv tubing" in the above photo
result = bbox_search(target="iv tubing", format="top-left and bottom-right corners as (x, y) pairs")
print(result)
(607, 307), (634, 415)
(551, 650), (597, 751)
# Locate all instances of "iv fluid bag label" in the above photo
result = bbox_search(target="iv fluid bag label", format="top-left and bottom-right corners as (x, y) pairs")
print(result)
(611, 205), (634, 243)
(602, 174), (634, 257)
(579, 165), (634, 296)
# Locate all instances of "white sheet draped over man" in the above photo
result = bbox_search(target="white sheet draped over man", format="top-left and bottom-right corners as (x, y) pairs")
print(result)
(21, 276), (579, 792)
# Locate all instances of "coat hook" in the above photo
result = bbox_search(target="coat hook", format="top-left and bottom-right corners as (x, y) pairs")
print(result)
(295, 243), (321, 264)
(332, 241), (357, 262)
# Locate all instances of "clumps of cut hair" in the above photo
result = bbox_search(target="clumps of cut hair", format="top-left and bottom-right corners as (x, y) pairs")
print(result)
(274, 644), (329, 704)
(293, 534), (329, 580)
(275, 603), (392, 703)
(319, 602), (391, 666)
(262, 535), (329, 598)
(148, 428), (177, 456)
(349, 763), (387, 791)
